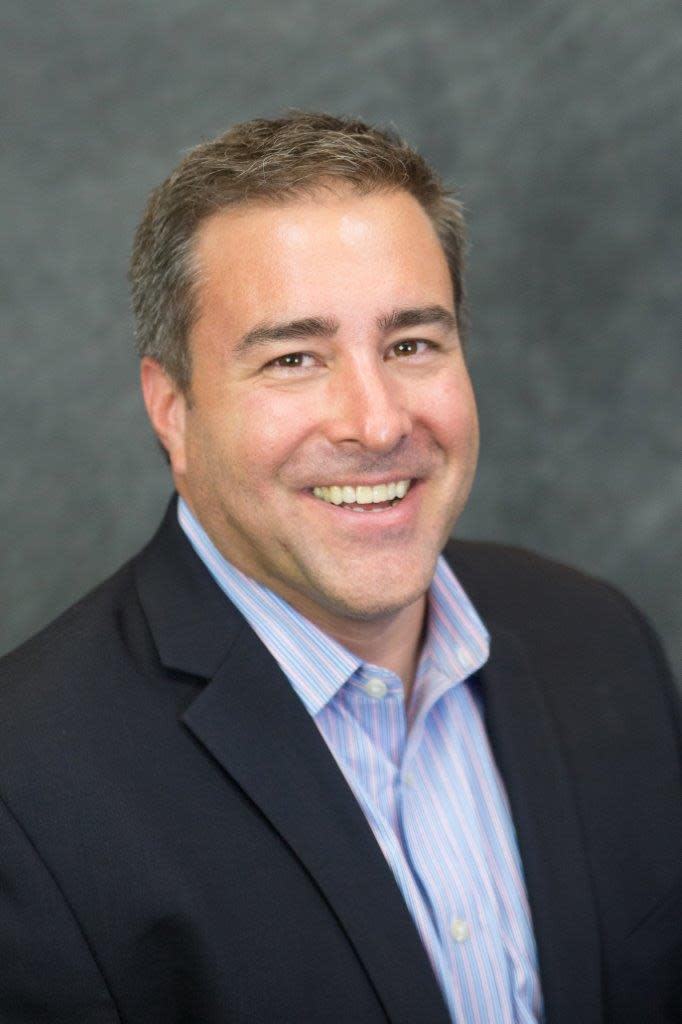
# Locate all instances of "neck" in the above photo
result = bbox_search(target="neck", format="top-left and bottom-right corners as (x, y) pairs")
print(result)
(304, 595), (428, 702)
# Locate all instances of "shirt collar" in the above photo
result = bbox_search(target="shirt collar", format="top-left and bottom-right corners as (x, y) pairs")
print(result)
(177, 497), (358, 715)
(177, 496), (489, 716)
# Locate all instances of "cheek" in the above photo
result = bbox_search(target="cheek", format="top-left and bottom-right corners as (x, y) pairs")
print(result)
(422, 374), (478, 451)
(224, 390), (317, 474)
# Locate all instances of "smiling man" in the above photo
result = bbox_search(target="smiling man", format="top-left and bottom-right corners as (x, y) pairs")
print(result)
(142, 186), (479, 688)
(1, 113), (680, 1024)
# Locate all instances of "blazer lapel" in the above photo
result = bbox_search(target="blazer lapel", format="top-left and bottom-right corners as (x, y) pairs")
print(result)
(480, 623), (603, 1024)
(135, 499), (451, 1024)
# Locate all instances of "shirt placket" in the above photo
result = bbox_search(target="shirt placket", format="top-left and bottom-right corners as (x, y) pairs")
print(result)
(399, 669), (518, 1024)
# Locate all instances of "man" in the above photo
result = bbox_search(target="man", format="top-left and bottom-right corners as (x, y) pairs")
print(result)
(0, 113), (679, 1024)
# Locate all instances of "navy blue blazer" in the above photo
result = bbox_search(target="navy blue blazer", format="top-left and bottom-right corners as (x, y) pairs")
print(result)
(0, 497), (680, 1023)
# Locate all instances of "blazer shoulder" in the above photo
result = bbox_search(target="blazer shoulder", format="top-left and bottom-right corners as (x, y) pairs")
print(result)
(445, 537), (645, 625)
(445, 536), (610, 591)
(445, 537), (679, 730)
(1, 557), (136, 669)
(0, 555), (151, 736)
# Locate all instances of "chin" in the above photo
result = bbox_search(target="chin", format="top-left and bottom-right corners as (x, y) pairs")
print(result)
(309, 567), (433, 623)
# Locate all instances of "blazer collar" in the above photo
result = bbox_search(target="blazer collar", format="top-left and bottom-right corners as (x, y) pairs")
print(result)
(476, 623), (603, 1023)
(134, 496), (452, 1024)
(134, 495), (246, 678)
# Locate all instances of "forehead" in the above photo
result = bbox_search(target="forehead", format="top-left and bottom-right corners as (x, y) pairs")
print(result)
(196, 188), (446, 276)
(189, 192), (450, 348)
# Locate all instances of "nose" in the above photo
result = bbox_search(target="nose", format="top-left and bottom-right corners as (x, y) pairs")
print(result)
(324, 357), (412, 453)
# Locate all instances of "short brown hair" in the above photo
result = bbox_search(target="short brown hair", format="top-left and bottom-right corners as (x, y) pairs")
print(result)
(130, 111), (468, 392)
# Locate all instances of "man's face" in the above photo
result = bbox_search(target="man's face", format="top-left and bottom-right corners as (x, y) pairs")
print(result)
(169, 187), (479, 629)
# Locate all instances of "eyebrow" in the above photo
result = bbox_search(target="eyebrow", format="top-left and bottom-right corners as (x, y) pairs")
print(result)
(376, 305), (457, 334)
(234, 316), (338, 355)
(234, 304), (457, 355)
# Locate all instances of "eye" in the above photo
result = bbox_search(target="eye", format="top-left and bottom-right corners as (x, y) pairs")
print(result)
(264, 351), (316, 371)
(388, 338), (434, 358)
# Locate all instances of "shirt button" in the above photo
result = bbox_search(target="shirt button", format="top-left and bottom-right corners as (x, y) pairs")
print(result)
(450, 917), (470, 943)
(365, 677), (388, 699)
(403, 772), (416, 787)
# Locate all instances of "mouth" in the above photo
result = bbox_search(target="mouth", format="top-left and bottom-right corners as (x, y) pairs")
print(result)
(310, 478), (413, 512)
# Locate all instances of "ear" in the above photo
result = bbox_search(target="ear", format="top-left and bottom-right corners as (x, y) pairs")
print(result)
(140, 357), (189, 477)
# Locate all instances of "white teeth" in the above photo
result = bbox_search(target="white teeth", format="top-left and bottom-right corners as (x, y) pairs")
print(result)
(312, 479), (412, 507)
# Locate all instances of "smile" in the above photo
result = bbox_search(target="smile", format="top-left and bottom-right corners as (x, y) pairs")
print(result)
(312, 479), (412, 510)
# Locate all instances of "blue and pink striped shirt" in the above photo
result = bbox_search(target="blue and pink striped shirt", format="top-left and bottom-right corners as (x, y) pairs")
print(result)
(178, 497), (544, 1023)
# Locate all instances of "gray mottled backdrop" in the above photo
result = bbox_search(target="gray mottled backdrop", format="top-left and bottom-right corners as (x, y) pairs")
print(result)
(2, 0), (680, 678)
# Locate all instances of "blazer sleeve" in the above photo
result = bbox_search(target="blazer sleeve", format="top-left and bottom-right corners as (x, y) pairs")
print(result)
(0, 794), (122, 1024)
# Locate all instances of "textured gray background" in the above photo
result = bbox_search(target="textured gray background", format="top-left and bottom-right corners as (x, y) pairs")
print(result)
(2, 0), (680, 678)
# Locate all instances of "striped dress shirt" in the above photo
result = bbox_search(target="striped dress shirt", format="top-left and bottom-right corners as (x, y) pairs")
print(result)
(178, 497), (544, 1023)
